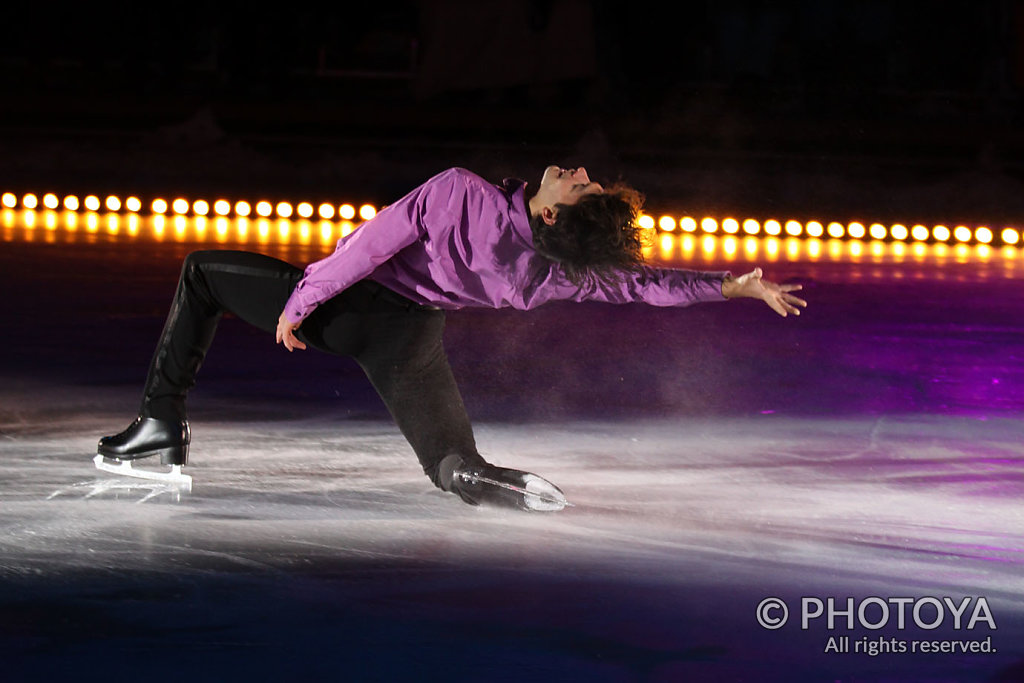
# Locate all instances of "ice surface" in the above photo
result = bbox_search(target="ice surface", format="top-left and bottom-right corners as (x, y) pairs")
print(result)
(2, 238), (1024, 681)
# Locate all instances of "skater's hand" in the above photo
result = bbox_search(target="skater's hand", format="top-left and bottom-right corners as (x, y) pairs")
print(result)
(721, 268), (807, 317)
(276, 311), (307, 352)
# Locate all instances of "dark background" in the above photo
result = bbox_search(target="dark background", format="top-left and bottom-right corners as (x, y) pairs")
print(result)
(2, 1), (1024, 224)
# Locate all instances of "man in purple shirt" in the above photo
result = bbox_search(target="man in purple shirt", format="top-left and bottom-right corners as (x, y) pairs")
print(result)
(97, 165), (806, 511)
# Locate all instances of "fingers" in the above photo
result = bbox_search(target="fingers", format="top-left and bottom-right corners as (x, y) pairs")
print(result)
(767, 293), (806, 317)
(747, 271), (807, 317)
(276, 320), (306, 352)
(786, 294), (808, 309)
(282, 328), (306, 352)
(768, 298), (789, 317)
(288, 330), (307, 351)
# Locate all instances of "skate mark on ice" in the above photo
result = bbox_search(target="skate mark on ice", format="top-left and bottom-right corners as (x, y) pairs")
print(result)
(47, 478), (190, 504)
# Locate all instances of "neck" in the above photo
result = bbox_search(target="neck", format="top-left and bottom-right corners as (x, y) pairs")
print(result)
(527, 190), (544, 220)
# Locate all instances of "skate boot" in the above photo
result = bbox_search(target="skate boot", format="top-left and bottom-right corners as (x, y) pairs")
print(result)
(98, 416), (190, 465)
(94, 417), (192, 486)
(449, 459), (569, 512)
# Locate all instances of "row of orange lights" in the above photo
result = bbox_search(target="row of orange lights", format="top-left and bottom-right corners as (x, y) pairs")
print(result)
(1, 192), (378, 222)
(638, 214), (1020, 246)
(2, 190), (1018, 247)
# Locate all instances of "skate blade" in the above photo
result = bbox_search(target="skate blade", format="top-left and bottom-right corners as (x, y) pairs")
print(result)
(468, 473), (572, 512)
(523, 475), (570, 512)
(93, 454), (192, 490)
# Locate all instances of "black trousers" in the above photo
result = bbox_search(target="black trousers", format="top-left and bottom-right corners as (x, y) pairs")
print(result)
(140, 249), (484, 489)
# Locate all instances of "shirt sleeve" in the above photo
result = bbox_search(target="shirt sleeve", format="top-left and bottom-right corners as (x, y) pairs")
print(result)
(568, 265), (731, 307)
(282, 171), (461, 323)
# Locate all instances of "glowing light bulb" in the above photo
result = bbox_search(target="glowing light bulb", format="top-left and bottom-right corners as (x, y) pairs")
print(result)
(255, 201), (273, 218)
(869, 223), (887, 240)
(152, 198), (168, 214)
(235, 201), (252, 217)
(83, 195), (101, 212)
(722, 218), (739, 234)
(827, 222), (844, 239)
(848, 222), (866, 239)
(890, 224), (908, 241)
(911, 225), (929, 241)
(23, 194), (39, 209)
(126, 197), (141, 213)
(975, 226), (993, 244)
(933, 225), (950, 242)
(764, 219), (782, 236)
(658, 216), (676, 232)
(213, 200), (231, 216)
(105, 195), (121, 212)
(1, 193), (16, 209)
(700, 217), (718, 233)
(318, 203), (335, 220)
(638, 214), (655, 230)
(172, 198), (189, 215)
(297, 202), (314, 219)
(806, 221), (824, 238)
(192, 199), (210, 216)
(63, 195), (80, 211)
(1001, 228), (1019, 245)
(359, 204), (377, 221)
(339, 204), (356, 220)
(742, 219), (760, 235)
(784, 220), (802, 237)
(954, 226), (972, 243)
(680, 217), (697, 232)
(275, 202), (293, 219)
(43, 193), (59, 210)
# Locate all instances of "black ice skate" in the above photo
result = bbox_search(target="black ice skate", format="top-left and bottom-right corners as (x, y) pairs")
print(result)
(451, 462), (569, 512)
(94, 417), (192, 487)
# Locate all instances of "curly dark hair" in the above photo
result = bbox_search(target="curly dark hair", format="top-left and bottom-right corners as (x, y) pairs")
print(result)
(529, 183), (648, 287)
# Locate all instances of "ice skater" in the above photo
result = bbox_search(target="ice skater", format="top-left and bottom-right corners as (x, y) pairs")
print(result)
(96, 165), (807, 510)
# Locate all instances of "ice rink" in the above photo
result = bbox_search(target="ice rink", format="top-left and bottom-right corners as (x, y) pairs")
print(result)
(2, 228), (1023, 681)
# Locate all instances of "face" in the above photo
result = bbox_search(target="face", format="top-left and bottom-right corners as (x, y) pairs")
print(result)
(537, 166), (604, 207)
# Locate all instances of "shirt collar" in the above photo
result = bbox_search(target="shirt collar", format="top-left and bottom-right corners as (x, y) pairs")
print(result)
(501, 178), (535, 245)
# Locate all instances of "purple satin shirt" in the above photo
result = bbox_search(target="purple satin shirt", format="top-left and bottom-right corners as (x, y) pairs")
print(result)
(283, 168), (729, 323)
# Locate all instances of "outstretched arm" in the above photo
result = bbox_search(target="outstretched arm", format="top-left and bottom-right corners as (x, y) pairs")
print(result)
(721, 268), (807, 317)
